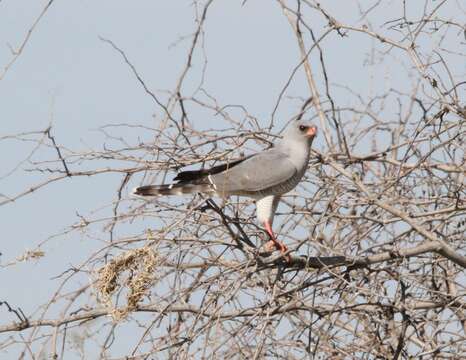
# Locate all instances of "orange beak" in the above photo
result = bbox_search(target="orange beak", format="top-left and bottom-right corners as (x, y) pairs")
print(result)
(306, 126), (318, 138)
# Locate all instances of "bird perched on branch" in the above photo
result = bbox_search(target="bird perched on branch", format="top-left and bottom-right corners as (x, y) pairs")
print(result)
(133, 121), (317, 257)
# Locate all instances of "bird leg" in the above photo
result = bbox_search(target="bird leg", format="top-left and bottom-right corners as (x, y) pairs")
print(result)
(263, 220), (288, 255)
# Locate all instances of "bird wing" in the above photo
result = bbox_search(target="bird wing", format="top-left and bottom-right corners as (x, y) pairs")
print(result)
(210, 148), (297, 194)
(173, 155), (253, 183)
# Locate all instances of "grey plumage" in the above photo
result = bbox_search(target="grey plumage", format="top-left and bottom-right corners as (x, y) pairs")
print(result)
(133, 121), (317, 255)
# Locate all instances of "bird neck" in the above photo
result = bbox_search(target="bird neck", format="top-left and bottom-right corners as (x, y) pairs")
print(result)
(278, 140), (310, 169)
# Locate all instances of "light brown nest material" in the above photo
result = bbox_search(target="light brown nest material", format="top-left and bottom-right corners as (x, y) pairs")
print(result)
(96, 245), (159, 321)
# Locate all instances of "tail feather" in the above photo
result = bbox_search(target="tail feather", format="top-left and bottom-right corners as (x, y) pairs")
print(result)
(133, 183), (214, 197)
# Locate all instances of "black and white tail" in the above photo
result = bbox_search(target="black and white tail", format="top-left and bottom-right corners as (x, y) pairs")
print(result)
(133, 156), (249, 197)
(133, 182), (215, 197)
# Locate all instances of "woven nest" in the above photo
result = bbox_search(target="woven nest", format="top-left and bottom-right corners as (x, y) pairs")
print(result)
(96, 245), (159, 321)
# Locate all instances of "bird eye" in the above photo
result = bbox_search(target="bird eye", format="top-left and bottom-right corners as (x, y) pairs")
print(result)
(299, 125), (307, 132)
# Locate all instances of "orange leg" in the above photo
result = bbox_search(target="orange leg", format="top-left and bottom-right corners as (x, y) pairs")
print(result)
(263, 220), (289, 258)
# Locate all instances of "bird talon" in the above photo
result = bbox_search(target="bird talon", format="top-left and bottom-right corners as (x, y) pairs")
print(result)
(264, 240), (290, 261)
(264, 240), (276, 252)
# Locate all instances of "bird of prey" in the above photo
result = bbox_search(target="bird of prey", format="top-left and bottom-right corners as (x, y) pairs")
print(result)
(133, 121), (317, 257)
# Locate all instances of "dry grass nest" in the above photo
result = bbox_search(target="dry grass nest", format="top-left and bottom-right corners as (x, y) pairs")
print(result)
(96, 245), (159, 321)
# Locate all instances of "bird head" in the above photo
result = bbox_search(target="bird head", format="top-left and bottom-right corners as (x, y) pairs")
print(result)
(282, 121), (318, 146)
